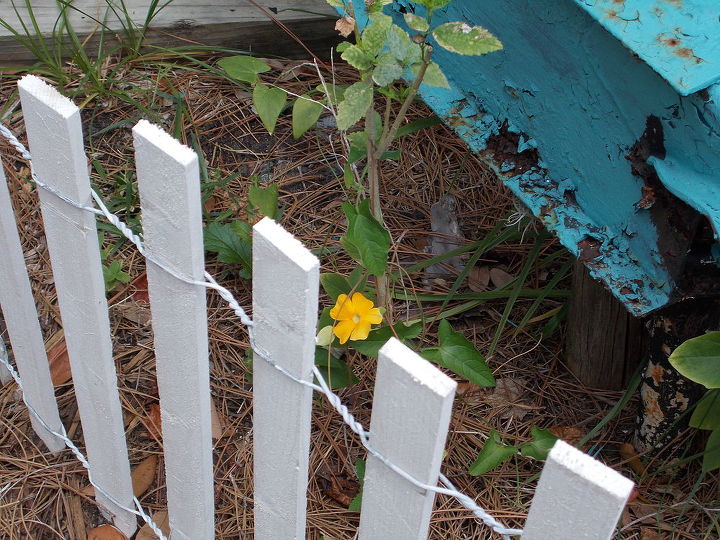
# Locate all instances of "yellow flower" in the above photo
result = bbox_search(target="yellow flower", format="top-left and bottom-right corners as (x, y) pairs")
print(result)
(329, 292), (383, 344)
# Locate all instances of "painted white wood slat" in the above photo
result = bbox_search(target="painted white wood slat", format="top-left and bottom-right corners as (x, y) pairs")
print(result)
(252, 217), (319, 540)
(132, 120), (214, 540)
(359, 337), (457, 540)
(0, 160), (64, 451)
(522, 440), (634, 540)
(17, 75), (136, 536)
(0, 338), (10, 385)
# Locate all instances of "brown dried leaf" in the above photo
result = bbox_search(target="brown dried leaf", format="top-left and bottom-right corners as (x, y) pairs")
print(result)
(114, 303), (151, 326)
(324, 475), (358, 507)
(490, 267), (514, 288)
(548, 426), (586, 446)
(211, 399), (224, 441)
(468, 265), (490, 292)
(639, 528), (662, 540)
(132, 455), (158, 497)
(142, 404), (163, 441)
(619, 442), (646, 476)
(87, 524), (127, 540)
(46, 331), (71, 386)
(335, 17), (355, 38)
(136, 510), (170, 540)
(483, 378), (533, 420)
(456, 381), (482, 396)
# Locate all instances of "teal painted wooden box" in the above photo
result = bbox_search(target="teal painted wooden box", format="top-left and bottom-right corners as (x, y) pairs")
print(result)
(342, 0), (720, 316)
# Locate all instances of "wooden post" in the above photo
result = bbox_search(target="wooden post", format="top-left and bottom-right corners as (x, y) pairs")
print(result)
(252, 217), (319, 540)
(358, 338), (457, 540)
(0, 161), (64, 451)
(133, 120), (214, 539)
(18, 75), (135, 536)
(523, 440), (634, 540)
(566, 261), (645, 389)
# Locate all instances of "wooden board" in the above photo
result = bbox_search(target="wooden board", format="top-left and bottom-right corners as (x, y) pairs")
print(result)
(0, 1), (339, 65)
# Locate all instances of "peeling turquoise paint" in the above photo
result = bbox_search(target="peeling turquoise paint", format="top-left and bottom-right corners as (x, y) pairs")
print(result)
(340, 1), (720, 315)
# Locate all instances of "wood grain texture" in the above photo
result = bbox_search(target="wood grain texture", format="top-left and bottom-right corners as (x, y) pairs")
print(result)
(18, 75), (135, 536)
(252, 217), (319, 540)
(523, 440), (634, 540)
(0, 162), (64, 451)
(358, 338), (456, 540)
(133, 120), (213, 540)
(566, 261), (645, 390)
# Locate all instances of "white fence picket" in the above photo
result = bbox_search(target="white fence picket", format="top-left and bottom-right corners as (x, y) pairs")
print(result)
(0, 162), (64, 451)
(522, 439), (634, 540)
(359, 337), (457, 540)
(252, 217), (319, 540)
(17, 75), (136, 536)
(0, 338), (10, 385)
(132, 120), (214, 540)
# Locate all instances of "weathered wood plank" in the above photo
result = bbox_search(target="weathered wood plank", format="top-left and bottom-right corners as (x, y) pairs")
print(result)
(133, 119), (213, 539)
(252, 217), (319, 540)
(358, 338), (457, 540)
(522, 440), (634, 540)
(17, 74), (135, 536)
(0, 160), (64, 451)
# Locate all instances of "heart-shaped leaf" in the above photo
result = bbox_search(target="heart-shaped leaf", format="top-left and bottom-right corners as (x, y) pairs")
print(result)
(217, 55), (271, 83)
(469, 430), (516, 476)
(519, 426), (558, 460)
(292, 95), (324, 139)
(253, 83), (287, 134)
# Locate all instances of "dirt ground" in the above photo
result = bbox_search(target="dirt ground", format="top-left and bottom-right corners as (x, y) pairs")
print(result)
(0, 56), (717, 539)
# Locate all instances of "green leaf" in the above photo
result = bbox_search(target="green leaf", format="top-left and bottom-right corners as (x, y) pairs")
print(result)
(372, 52), (405, 86)
(340, 199), (391, 276)
(348, 458), (365, 510)
(217, 55), (271, 83)
(414, 0), (451, 8)
(102, 260), (130, 291)
(316, 83), (347, 106)
(314, 347), (358, 389)
(404, 13), (429, 32)
(204, 221), (252, 278)
(361, 13), (392, 56)
(341, 44), (374, 71)
(317, 306), (334, 332)
(365, 0), (392, 13)
(348, 131), (369, 163)
(690, 389), (720, 430)
(336, 80), (373, 131)
(387, 24), (420, 64)
(292, 95), (324, 139)
(394, 115), (442, 139)
(519, 426), (558, 460)
(248, 179), (280, 219)
(421, 320), (495, 387)
(432, 22), (503, 56)
(468, 430), (517, 476)
(411, 61), (450, 88)
(320, 273), (352, 300)
(253, 83), (287, 134)
(325, 0), (346, 7)
(351, 321), (422, 357)
(702, 428), (720, 472)
(669, 331), (720, 388)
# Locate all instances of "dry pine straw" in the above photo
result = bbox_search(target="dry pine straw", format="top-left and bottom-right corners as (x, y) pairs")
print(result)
(0, 58), (717, 540)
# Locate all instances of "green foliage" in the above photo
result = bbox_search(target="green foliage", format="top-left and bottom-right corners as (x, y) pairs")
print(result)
(340, 200), (391, 277)
(336, 80), (373, 131)
(404, 13), (429, 32)
(292, 95), (324, 139)
(320, 267), (368, 301)
(669, 331), (720, 388)
(421, 320), (495, 387)
(203, 221), (252, 278)
(468, 431), (516, 476)
(253, 83), (288, 134)
(703, 429), (720, 472)
(217, 55), (271, 83)
(102, 260), (131, 292)
(248, 177), (281, 220)
(432, 22), (503, 56)
(351, 321), (422, 358)
(519, 426), (558, 460)
(314, 347), (359, 389)
(348, 458), (366, 511)
(414, 0), (452, 9)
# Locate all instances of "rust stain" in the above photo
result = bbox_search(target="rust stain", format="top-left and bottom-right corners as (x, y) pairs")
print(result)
(647, 361), (665, 385)
(577, 237), (602, 262)
(635, 186), (656, 209)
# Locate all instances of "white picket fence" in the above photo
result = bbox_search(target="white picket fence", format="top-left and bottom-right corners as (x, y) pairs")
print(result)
(0, 75), (635, 540)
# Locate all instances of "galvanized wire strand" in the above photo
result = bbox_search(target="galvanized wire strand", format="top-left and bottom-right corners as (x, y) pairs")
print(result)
(0, 123), (523, 538)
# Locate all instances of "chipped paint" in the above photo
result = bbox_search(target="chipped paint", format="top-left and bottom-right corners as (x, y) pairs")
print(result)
(573, 0), (720, 95)
(342, 1), (720, 316)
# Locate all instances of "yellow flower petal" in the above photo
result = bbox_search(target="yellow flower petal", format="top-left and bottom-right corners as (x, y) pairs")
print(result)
(333, 319), (356, 344)
(330, 294), (355, 321)
(350, 320), (372, 341)
(364, 307), (383, 325)
(351, 292), (374, 314)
